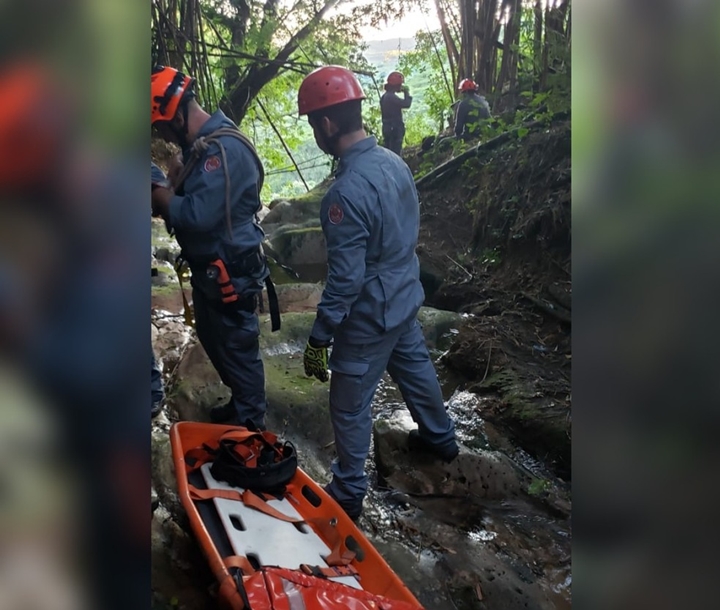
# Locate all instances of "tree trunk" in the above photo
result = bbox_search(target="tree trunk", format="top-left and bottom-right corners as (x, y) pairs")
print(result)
(495, 0), (521, 108)
(476, 0), (499, 94)
(435, 0), (459, 87)
(533, 0), (543, 90)
(459, 0), (476, 80)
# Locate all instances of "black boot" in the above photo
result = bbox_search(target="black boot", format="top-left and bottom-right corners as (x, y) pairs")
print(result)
(408, 429), (459, 463)
(209, 401), (238, 424)
(323, 485), (362, 521)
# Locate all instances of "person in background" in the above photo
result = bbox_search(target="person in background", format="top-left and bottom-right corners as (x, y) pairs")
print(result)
(380, 71), (412, 155)
(454, 78), (491, 141)
(150, 65), (277, 430)
(297, 65), (459, 521)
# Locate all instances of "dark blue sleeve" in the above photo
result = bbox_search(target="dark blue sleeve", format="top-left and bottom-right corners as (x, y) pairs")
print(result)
(310, 188), (370, 342)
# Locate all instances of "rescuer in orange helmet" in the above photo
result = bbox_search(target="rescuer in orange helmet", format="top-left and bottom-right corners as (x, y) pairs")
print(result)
(151, 65), (277, 429)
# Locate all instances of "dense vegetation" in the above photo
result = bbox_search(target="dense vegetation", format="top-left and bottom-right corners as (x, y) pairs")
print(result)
(151, 0), (570, 198)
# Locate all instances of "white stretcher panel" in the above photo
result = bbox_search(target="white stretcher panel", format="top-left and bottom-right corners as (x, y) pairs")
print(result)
(200, 463), (362, 590)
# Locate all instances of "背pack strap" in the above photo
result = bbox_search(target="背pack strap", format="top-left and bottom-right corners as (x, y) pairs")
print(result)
(175, 127), (264, 193)
(264, 275), (281, 332)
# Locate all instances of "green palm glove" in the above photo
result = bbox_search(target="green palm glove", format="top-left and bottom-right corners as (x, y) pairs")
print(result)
(304, 338), (330, 382)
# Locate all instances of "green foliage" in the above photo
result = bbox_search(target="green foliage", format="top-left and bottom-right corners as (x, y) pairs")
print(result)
(154, 0), (570, 200)
(396, 30), (455, 142)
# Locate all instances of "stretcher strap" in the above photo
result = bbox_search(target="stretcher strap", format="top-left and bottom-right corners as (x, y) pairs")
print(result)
(188, 485), (305, 524)
(299, 564), (359, 579)
(224, 555), (256, 575)
(183, 429), (282, 473)
(306, 518), (356, 567)
(187, 484), (356, 566)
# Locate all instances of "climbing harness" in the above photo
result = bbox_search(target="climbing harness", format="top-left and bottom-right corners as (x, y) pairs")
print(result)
(171, 126), (280, 331)
(185, 428), (298, 495)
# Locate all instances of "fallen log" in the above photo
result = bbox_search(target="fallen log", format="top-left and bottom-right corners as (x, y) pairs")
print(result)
(520, 292), (571, 325)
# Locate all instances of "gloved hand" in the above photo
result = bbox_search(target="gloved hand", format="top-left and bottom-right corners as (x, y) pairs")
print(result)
(303, 337), (331, 382)
(402, 85), (410, 94)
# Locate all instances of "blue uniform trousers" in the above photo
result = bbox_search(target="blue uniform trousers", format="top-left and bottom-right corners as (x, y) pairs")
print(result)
(381, 121), (405, 155)
(193, 289), (266, 428)
(325, 317), (456, 513)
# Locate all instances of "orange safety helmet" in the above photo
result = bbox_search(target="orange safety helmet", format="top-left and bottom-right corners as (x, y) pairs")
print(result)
(151, 66), (195, 124)
(0, 63), (68, 191)
(297, 66), (366, 116)
(458, 78), (478, 93)
(386, 71), (404, 87)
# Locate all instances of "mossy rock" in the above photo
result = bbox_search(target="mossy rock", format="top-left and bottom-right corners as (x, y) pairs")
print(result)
(268, 225), (326, 274)
(477, 367), (570, 478)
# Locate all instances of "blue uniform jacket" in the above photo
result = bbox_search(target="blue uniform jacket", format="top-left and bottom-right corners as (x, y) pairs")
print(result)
(311, 136), (425, 343)
(454, 93), (491, 138)
(169, 110), (268, 299)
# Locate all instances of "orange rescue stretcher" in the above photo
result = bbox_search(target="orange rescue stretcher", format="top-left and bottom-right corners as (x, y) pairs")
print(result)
(170, 422), (425, 610)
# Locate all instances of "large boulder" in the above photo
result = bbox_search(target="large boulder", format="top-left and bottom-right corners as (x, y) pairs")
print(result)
(267, 224), (327, 282)
(373, 411), (527, 502)
(267, 282), (323, 313)
(261, 182), (328, 235)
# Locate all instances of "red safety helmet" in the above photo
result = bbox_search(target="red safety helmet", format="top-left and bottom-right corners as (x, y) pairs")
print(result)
(386, 71), (404, 87)
(297, 66), (366, 116)
(151, 66), (195, 124)
(458, 78), (478, 92)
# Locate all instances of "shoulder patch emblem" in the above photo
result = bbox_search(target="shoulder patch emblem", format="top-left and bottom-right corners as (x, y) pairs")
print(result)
(328, 203), (344, 225)
(203, 155), (222, 172)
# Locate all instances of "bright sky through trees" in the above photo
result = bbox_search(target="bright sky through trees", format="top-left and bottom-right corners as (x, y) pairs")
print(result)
(359, 6), (440, 42)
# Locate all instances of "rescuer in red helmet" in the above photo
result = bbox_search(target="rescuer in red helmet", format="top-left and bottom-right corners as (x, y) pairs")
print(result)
(379, 71), (412, 155)
(454, 78), (491, 141)
(297, 66), (459, 521)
